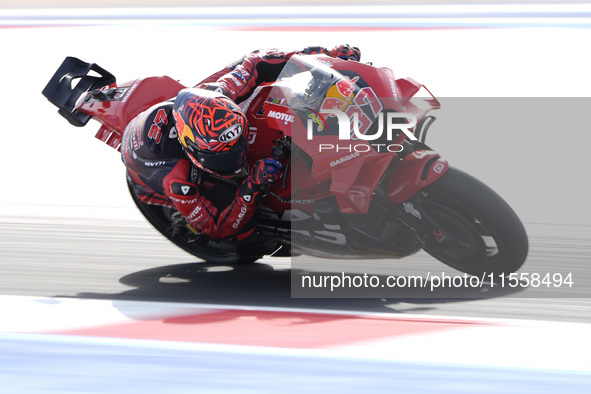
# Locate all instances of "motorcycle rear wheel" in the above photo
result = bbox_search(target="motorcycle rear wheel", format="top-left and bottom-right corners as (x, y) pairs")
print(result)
(127, 182), (262, 264)
(417, 167), (528, 276)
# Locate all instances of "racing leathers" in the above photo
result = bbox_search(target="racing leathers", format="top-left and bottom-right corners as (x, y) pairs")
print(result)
(121, 45), (360, 242)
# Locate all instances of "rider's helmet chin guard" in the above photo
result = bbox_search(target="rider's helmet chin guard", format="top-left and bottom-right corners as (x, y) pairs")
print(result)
(172, 88), (249, 178)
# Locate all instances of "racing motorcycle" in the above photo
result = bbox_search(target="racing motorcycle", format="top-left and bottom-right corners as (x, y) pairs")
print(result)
(42, 55), (528, 276)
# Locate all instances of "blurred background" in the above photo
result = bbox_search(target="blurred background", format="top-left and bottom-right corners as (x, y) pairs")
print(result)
(2, 0), (590, 227)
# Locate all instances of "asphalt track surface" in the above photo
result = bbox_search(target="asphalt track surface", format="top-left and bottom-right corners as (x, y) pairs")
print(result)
(2, 216), (590, 323)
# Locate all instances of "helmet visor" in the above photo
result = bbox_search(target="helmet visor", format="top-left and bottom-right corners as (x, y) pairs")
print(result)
(191, 140), (247, 176)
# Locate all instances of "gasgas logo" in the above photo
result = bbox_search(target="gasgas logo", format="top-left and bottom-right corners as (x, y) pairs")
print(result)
(330, 151), (360, 167)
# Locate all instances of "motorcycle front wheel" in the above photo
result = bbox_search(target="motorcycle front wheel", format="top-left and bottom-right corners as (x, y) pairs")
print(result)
(416, 167), (528, 276)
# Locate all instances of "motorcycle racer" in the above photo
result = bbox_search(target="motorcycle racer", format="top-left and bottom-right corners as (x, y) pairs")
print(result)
(121, 45), (360, 243)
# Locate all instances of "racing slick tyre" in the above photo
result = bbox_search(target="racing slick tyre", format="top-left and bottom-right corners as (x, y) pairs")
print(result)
(127, 182), (262, 264)
(417, 167), (528, 276)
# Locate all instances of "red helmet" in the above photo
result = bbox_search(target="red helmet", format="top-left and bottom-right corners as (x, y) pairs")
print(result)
(172, 88), (248, 176)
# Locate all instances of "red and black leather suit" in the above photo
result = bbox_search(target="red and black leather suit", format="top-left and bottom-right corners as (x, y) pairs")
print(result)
(121, 46), (360, 241)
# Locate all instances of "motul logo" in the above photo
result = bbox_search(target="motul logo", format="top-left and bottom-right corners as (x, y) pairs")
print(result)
(267, 110), (295, 124)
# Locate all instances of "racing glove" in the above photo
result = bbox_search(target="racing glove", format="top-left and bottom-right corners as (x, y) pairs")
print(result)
(303, 46), (327, 55)
(239, 158), (283, 204)
(251, 157), (283, 185)
(329, 45), (361, 61)
(304, 45), (361, 61)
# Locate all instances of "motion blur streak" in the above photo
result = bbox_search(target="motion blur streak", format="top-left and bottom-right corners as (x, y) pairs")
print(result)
(2, 4), (591, 29)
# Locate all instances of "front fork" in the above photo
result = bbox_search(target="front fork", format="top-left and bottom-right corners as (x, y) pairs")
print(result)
(378, 143), (452, 249)
(401, 195), (454, 250)
(376, 193), (453, 251)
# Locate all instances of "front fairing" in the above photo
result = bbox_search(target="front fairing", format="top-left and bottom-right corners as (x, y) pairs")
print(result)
(260, 55), (441, 214)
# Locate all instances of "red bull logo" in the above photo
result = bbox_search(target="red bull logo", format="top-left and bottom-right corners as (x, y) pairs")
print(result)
(173, 106), (194, 146)
(320, 76), (361, 116)
(335, 76), (359, 98)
